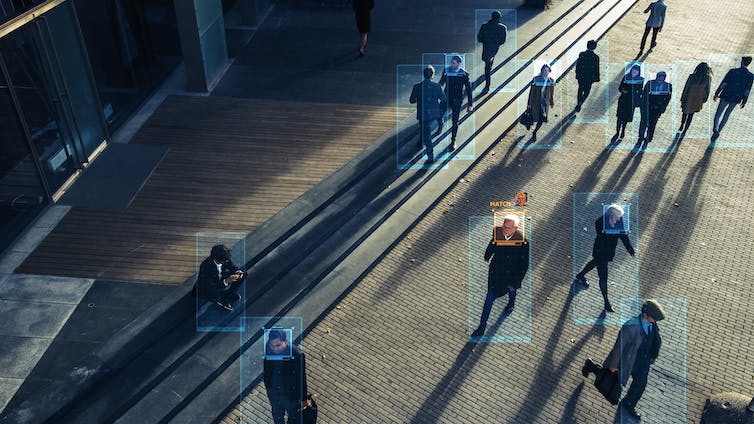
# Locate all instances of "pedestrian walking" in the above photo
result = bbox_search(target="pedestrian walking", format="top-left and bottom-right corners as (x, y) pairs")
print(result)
(352, 0), (374, 56)
(477, 10), (507, 94)
(638, 0), (666, 54)
(636, 71), (671, 150)
(614, 64), (644, 142)
(575, 40), (601, 112)
(582, 300), (665, 421)
(526, 64), (556, 141)
(574, 205), (635, 313)
(195, 244), (245, 311)
(439, 55), (473, 151)
(409, 66), (447, 163)
(264, 329), (311, 424)
(471, 215), (529, 337)
(679, 62), (712, 134)
(711, 56), (754, 141)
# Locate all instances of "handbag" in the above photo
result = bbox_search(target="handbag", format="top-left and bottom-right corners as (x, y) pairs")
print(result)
(299, 394), (318, 424)
(519, 106), (534, 130)
(594, 368), (621, 405)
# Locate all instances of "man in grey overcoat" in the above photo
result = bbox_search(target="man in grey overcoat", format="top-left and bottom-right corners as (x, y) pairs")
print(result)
(639, 0), (666, 53)
(582, 300), (666, 421)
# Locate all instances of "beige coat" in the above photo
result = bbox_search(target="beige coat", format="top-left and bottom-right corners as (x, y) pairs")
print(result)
(527, 77), (555, 122)
(681, 75), (710, 114)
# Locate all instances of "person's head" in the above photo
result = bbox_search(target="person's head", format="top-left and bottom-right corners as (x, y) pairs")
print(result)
(605, 204), (624, 228)
(640, 299), (666, 324)
(210, 244), (231, 264)
(266, 329), (289, 355)
(655, 71), (667, 82)
(491, 10), (501, 21)
(692, 62), (711, 80)
(586, 40), (597, 51)
(742, 56), (752, 68)
(423, 65), (435, 80)
(628, 64), (641, 79)
(540, 63), (552, 78)
(450, 55), (462, 71)
(502, 214), (520, 237)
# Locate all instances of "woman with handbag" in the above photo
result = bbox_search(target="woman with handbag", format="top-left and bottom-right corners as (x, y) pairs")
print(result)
(614, 64), (644, 142)
(526, 64), (555, 141)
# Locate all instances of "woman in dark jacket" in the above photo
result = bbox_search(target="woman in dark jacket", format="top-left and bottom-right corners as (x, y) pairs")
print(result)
(679, 62), (712, 133)
(574, 205), (635, 313)
(614, 64), (644, 142)
(353, 0), (374, 56)
(526, 64), (556, 141)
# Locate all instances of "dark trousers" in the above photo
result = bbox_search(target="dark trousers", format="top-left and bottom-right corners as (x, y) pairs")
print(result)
(577, 259), (609, 303)
(269, 396), (301, 424)
(479, 288), (517, 329)
(208, 277), (244, 303)
(639, 26), (660, 50)
(679, 112), (695, 131)
(622, 361), (650, 408)
(638, 110), (662, 143)
(449, 104), (461, 141)
(484, 57), (494, 90)
(577, 81), (594, 106)
(713, 99), (737, 133)
(419, 119), (435, 160)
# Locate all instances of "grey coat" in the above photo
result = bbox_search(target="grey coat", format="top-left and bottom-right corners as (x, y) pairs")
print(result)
(604, 315), (662, 385)
(644, 1), (666, 28)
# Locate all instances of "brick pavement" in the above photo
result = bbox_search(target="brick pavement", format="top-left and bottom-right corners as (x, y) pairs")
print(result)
(225, 1), (754, 422)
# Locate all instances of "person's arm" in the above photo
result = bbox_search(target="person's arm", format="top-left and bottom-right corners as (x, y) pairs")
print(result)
(643, 3), (651, 13)
(741, 75), (753, 107)
(620, 233), (635, 257)
(409, 84), (419, 104)
(604, 327), (623, 372)
(520, 241), (530, 277)
(714, 70), (733, 100)
(500, 25), (507, 45)
(477, 25), (484, 43)
(650, 328), (662, 362)
(299, 351), (308, 402)
(484, 239), (495, 261)
(575, 53), (583, 79)
(595, 55), (601, 82)
(439, 70), (447, 88)
(680, 76), (691, 103)
(439, 86), (448, 110)
(547, 83), (555, 107)
(658, 6), (665, 29)
(464, 74), (473, 108)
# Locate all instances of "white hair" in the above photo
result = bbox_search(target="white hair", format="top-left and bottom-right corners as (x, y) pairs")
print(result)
(606, 204), (625, 219)
(502, 214), (520, 227)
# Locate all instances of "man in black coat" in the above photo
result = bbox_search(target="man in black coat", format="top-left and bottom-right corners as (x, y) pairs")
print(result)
(575, 40), (601, 112)
(439, 55), (473, 150)
(472, 215), (529, 337)
(264, 329), (310, 424)
(582, 300), (665, 421)
(195, 244), (245, 311)
(410, 66), (447, 163)
(477, 10), (507, 94)
(637, 71), (672, 150)
(574, 205), (635, 312)
(711, 56), (754, 141)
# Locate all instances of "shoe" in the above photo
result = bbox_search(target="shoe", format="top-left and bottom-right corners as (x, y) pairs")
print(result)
(503, 303), (514, 315)
(471, 326), (485, 337)
(582, 358), (595, 377)
(620, 401), (641, 420)
(574, 276), (589, 288)
(225, 293), (241, 302)
(481, 86), (490, 94)
(426, 158), (435, 164)
(531, 133), (537, 142)
(216, 300), (233, 311)
(620, 131), (625, 140)
(434, 129), (442, 136)
(650, 42), (657, 49)
(449, 141), (456, 151)
(604, 300), (614, 313)
(711, 130), (720, 142)
(575, 104), (581, 112)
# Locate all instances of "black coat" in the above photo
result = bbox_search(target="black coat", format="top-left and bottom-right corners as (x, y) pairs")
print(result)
(439, 68), (473, 108)
(640, 80), (672, 116)
(591, 216), (635, 262)
(263, 345), (308, 402)
(477, 20), (507, 61)
(575, 50), (600, 83)
(196, 256), (243, 300)
(616, 78), (643, 122)
(485, 233), (529, 297)
(409, 79), (447, 122)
